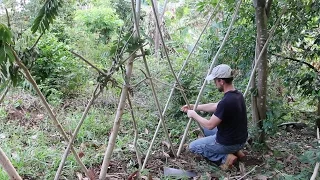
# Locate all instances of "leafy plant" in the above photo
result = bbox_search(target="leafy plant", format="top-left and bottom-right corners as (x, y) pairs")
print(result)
(74, 7), (123, 43)
(29, 34), (88, 100)
(0, 23), (20, 86)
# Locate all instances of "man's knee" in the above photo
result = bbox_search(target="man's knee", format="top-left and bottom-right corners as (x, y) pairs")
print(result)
(188, 141), (203, 154)
(188, 142), (196, 152)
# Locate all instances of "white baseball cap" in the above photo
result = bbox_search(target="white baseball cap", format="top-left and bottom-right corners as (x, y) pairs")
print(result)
(205, 64), (233, 82)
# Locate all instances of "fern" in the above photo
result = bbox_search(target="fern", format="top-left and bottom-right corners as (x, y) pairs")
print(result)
(31, 0), (63, 33)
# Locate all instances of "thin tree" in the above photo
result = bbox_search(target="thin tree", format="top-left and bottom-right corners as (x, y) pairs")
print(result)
(251, 0), (272, 144)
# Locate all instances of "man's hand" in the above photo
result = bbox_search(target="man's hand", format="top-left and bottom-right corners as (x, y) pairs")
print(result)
(187, 110), (197, 118)
(180, 104), (194, 112)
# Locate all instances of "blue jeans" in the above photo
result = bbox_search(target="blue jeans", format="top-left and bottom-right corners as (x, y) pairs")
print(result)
(188, 127), (245, 163)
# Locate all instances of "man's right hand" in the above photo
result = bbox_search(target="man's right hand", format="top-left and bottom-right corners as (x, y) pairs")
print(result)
(180, 104), (194, 113)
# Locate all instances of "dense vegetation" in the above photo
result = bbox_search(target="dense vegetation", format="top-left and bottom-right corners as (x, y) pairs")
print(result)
(0, 0), (319, 179)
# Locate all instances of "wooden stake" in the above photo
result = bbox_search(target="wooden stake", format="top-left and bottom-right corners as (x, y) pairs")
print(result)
(0, 147), (22, 180)
(0, 82), (10, 104)
(310, 127), (320, 180)
(99, 55), (135, 179)
(54, 85), (102, 180)
(10, 47), (90, 178)
(127, 92), (142, 169)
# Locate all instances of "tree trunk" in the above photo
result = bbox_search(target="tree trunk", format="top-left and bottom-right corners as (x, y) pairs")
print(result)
(252, 0), (269, 144)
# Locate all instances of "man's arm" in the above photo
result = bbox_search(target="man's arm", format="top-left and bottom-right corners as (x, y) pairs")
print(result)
(197, 103), (219, 113)
(181, 102), (219, 113)
(187, 110), (221, 129)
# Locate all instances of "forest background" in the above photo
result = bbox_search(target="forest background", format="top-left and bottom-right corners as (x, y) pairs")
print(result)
(0, 0), (319, 179)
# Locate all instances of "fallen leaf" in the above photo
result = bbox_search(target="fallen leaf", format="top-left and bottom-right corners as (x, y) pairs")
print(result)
(163, 151), (170, 158)
(162, 141), (170, 149)
(87, 169), (95, 180)
(78, 151), (85, 158)
(128, 170), (139, 180)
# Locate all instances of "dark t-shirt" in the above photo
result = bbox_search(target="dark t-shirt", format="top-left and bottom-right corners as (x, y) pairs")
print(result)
(214, 90), (248, 145)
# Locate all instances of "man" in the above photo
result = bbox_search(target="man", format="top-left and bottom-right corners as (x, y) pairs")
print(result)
(181, 64), (248, 170)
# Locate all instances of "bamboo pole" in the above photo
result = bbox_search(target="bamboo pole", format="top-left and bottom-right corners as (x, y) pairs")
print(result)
(0, 82), (11, 104)
(131, 0), (177, 164)
(150, 0), (193, 121)
(54, 85), (102, 180)
(177, 0), (242, 156)
(243, 7), (287, 98)
(127, 92), (142, 169)
(10, 47), (90, 178)
(141, 2), (221, 169)
(310, 127), (320, 180)
(0, 147), (22, 180)
(99, 55), (136, 179)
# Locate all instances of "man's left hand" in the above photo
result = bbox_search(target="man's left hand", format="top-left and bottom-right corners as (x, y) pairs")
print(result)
(187, 110), (197, 118)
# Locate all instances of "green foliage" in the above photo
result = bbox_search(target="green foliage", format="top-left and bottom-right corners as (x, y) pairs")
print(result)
(0, 168), (9, 180)
(74, 7), (123, 43)
(110, 0), (132, 21)
(300, 148), (320, 165)
(31, 0), (63, 33)
(0, 23), (13, 44)
(0, 23), (20, 86)
(30, 34), (88, 100)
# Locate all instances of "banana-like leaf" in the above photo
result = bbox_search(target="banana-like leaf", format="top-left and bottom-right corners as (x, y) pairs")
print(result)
(31, 0), (63, 33)
(0, 23), (13, 44)
(0, 23), (14, 64)
(0, 23), (19, 86)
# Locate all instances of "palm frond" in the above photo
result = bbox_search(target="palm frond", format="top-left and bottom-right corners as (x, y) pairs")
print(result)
(31, 0), (63, 33)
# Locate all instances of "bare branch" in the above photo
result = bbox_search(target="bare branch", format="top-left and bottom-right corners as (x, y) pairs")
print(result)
(70, 51), (109, 76)
(132, 78), (147, 88)
(28, 33), (44, 51)
(236, 165), (258, 180)
(272, 53), (319, 73)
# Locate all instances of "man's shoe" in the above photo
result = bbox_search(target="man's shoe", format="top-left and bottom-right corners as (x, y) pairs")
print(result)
(220, 154), (237, 170)
(234, 150), (245, 160)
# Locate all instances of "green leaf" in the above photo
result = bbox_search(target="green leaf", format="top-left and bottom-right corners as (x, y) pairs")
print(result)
(0, 23), (13, 44)
(4, 44), (14, 62)
(31, 0), (63, 34)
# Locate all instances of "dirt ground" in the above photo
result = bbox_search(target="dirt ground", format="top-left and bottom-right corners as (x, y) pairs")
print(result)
(85, 126), (317, 180)
(2, 93), (319, 179)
